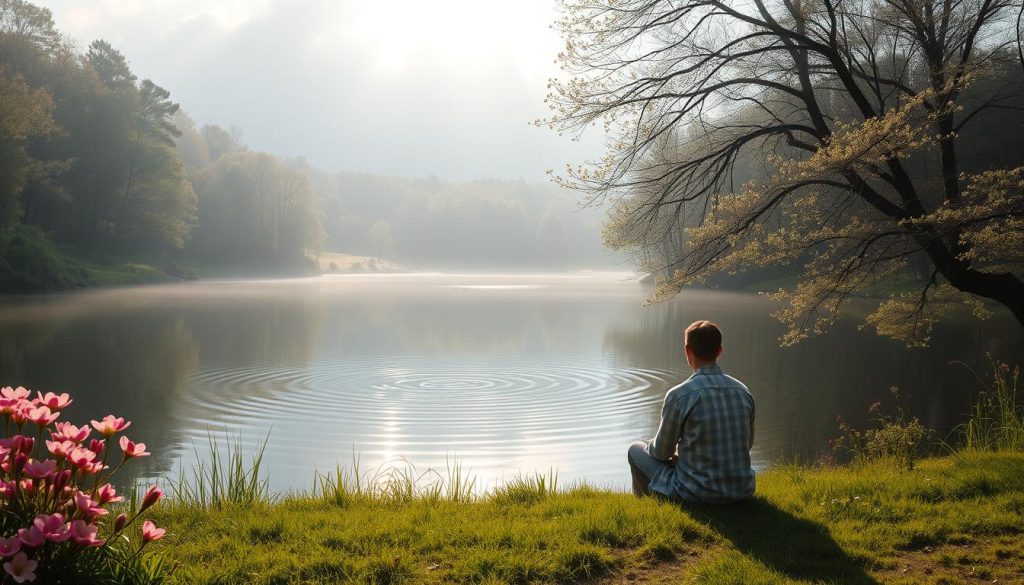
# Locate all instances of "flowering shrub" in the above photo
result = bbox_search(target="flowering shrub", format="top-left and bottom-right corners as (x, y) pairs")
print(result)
(830, 386), (933, 470)
(0, 386), (170, 583)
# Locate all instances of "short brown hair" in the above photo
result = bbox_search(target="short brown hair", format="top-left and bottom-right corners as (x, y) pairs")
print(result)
(685, 320), (722, 361)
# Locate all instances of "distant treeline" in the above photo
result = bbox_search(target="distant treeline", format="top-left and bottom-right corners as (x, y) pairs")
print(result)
(301, 168), (610, 270)
(0, 0), (610, 292)
(178, 121), (611, 271)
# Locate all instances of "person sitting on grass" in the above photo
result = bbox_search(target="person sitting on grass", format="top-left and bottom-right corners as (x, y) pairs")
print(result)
(627, 320), (756, 503)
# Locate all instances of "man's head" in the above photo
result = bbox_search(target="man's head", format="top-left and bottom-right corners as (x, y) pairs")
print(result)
(684, 320), (723, 369)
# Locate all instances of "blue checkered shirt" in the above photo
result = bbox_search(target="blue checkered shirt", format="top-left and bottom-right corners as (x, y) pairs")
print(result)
(646, 364), (755, 502)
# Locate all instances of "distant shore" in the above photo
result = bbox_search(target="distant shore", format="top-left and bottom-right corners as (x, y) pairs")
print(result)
(2, 249), (636, 294)
(317, 251), (407, 274)
(1, 248), (409, 294)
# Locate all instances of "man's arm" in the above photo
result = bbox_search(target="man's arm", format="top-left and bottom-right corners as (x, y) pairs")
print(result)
(748, 399), (756, 450)
(647, 392), (686, 461)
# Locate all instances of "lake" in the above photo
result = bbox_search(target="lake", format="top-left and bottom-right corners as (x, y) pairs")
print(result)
(0, 273), (1020, 491)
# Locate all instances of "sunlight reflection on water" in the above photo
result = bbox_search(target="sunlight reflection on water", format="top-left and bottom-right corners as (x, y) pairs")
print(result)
(0, 272), (1019, 492)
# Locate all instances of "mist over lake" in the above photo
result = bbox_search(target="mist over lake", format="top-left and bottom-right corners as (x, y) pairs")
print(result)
(1, 273), (1018, 491)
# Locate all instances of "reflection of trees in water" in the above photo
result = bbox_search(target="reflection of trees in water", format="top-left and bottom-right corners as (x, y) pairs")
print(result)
(183, 297), (324, 367)
(0, 313), (199, 484)
(0, 285), (328, 484)
(318, 290), (635, 357)
(168, 296), (327, 423)
(602, 290), (1024, 462)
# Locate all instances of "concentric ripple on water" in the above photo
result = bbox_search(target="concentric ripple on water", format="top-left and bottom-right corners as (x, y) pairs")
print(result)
(179, 356), (678, 489)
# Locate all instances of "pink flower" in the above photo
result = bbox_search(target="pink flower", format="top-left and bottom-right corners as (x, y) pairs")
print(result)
(22, 461), (55, 480)
(73, 492), (107, 520)
(9, 404), (30, 426)
(90, 415), (130, 437)
(67, 447), (96, 468)
(45, 440), (75, 460)
(0, 435), (30, 452)
(96, 483), (122, 505)
(32, 514), (71, 543)
(0, 536), (20, 557)
(15, 526), (44, 548)
(2, 552), (36, 583)
(141, 520), (165, 543)
(12, 454), (27, 474)
(52, 423), (90, 444)
(33, 392), (71, 411)
(81, 461), (106, 475)
(0, 398), (21, 416)
(50, 470), (71, 495)
(0, 387), (29, 401)
(15, 437), (33, 455)
(0, 481), (14, 498)
(26, 406), (59, 428)
(69, 521), (104, 547)
(140, 484), (164, 512)
(113, 513), (128, 532)
(88, 439), (104, 455)
(118, 436), (150, 459)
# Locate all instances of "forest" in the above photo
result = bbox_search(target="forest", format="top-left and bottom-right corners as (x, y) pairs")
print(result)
(0, 0), (610, 292)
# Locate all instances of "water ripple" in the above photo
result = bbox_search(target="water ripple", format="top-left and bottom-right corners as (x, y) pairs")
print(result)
(175, 356), (678, 486)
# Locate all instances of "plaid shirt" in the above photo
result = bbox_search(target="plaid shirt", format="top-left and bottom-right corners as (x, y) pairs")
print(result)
(646, 364), (755, 502)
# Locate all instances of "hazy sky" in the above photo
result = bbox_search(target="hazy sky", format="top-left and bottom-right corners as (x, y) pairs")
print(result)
(43, 0), (600, 180)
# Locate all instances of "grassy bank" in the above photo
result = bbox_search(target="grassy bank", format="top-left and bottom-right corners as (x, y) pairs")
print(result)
(0, 225), (183, 292)
(150, 451), (1024, 584)
(65, 253), (178, 287)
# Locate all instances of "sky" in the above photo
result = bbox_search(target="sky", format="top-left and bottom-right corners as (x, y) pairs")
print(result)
(43, 0), (601, 180)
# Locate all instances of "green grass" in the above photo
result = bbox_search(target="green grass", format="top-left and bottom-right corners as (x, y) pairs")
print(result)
(64, 253), (174, 287)
(955, 359), (1024, 452)
(171, 434), (270, 509)
(150, 452), (1024, 584)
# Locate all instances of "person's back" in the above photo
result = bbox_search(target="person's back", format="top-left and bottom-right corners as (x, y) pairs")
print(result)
(627, 320), (755, 503)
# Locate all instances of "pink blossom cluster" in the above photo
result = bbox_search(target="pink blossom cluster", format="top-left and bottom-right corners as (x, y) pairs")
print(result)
(0, 386), (166, 583)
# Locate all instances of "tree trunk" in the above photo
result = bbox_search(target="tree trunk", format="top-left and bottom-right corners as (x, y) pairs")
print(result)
(925, 240), (1024, 326)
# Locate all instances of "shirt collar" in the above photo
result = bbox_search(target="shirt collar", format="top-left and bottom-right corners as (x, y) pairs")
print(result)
(695, 363), (723, 375)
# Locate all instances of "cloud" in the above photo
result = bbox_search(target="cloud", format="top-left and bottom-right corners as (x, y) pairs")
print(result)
(44, 0), (601, 180)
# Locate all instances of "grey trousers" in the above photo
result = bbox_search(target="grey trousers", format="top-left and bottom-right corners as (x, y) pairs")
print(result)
(627, 440), (672, 497)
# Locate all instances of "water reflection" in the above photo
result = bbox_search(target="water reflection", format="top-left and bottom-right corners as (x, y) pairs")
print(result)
(0, 306), (199, 482)
(0, 274), (1019, 491)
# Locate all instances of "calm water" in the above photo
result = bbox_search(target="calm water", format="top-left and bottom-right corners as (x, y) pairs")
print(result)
(0, 273), (1019, 491)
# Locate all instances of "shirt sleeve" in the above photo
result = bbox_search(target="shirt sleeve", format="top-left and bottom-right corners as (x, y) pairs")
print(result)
(748, 396), (756, 450)
(647, 391), (686, 461)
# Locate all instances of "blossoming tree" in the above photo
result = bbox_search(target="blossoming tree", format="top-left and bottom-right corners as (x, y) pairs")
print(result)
(542, 0), (1024, 345)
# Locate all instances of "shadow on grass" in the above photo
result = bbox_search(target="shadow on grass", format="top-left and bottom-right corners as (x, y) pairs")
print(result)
(686, 497), (880, 584)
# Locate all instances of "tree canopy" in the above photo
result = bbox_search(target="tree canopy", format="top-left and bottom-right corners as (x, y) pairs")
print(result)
(544, 0), (1024, 345)
(0, 0), (327, 286)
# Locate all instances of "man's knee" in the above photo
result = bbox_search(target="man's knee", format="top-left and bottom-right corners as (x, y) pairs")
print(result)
(627, 441), (648, 466)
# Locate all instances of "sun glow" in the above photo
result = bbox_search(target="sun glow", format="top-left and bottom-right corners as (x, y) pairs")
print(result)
(341, 0), (556, 75)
